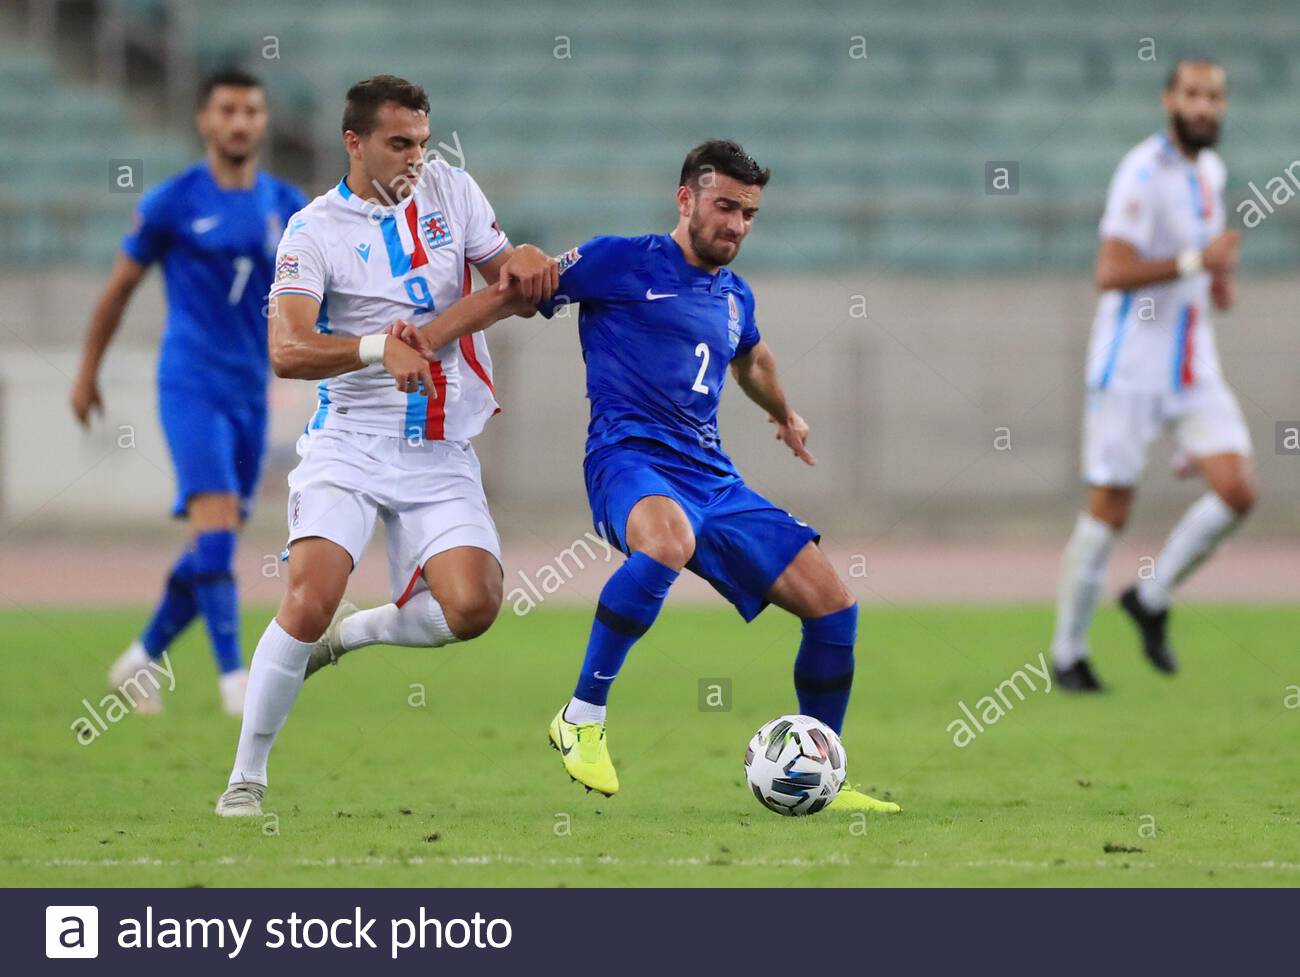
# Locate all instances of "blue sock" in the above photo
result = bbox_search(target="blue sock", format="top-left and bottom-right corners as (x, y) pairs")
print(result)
(794, 603), (857, 734)
(190, 530), (243, 674)
(139, 548), (200, 658)
(572, 553), (680, 706)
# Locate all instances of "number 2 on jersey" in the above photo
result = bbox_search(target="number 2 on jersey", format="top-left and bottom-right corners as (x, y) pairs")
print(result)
(692, 342), (711, 394)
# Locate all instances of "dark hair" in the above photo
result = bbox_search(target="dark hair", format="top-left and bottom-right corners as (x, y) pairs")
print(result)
(342, 75), (430, 137)
(679, 139), (770, 189)
(1165, 58), (1222, 91)
(197, 67), (262, 108)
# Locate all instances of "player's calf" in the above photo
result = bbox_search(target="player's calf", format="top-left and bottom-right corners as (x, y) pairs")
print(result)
(303, 545), (503, 678)
(792, 603), (858, 735)
(549, 547), (681, 793)
(315, 591), (466, 674)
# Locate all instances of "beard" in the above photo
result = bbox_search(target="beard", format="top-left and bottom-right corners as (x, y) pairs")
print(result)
(1171, 111), (1220, 153)
(214, 138), (255, 167)
(688, 218), (741, 268)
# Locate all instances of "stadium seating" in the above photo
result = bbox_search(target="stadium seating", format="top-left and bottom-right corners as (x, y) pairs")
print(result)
(6, 0), (1299, 270)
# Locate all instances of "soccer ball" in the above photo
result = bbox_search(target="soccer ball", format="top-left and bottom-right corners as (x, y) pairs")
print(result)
(744, 715), (846, 816)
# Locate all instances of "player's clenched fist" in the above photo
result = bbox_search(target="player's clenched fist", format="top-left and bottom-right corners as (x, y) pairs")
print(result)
(497, 243), (558, 304)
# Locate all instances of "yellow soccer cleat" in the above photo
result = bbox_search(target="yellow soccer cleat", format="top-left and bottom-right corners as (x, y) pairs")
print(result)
(828, 783), (902, 814)
(548, 707), (620, 797)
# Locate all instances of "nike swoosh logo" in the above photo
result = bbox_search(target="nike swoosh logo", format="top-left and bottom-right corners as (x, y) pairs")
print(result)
(593, 671), (615, 680)
(555, 725), (573, 755)
(191, 216), (220, 234)
(645, 288), (677, 300)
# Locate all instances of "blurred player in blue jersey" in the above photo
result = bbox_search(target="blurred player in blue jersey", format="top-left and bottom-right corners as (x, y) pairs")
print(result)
(70, 69), (307, 716)
(525, 141), (899, 812)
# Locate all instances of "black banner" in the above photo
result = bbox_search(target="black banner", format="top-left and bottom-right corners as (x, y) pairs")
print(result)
(9, 888), (1298, 972)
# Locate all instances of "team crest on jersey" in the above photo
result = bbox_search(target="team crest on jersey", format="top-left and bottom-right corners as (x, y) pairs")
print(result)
(726, 292), (741, 350)
(557, 246), (582, 273)
(419, 211), (454, 251)
(276, 254), (300, 281)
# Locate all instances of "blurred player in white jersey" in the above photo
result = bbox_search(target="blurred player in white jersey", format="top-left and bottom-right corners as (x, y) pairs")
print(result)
(217, 76), (556, 814)
(1051, 59), (1255, 692)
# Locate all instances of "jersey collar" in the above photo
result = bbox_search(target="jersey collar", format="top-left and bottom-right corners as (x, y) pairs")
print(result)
(662, 233), (733, 294)
(335, 174), (415, 216)
(1156, 131), (1198, 167)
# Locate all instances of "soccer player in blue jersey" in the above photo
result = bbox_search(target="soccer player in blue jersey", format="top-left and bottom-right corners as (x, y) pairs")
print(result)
(521, 141), (897, 811)
(71, 69), (307, 716)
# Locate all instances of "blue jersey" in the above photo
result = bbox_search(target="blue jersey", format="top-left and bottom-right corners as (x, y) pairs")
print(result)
(539, 234), (761, 474)
(122, 161), (307, 403)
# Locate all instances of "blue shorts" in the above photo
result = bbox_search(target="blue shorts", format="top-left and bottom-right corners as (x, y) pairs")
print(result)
(158, 385), (266, 519)
(584, 440), (820, 621)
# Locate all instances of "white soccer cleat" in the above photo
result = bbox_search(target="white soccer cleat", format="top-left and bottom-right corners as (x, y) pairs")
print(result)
(219, 669), (248, 716)
(215, 781), (266, 817)
(107, 641), (163, 715)
(304, 600), (358, 679)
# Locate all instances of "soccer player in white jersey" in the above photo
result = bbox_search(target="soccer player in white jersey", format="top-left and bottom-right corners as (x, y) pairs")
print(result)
(1050, 59), (1255, 692)
(216, 76), (556, 815)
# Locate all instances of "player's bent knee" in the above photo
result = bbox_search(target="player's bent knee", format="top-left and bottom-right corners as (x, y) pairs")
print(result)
(1098, 510), (1128, 532)
(826, 584), (856, 615)
(442, 590), (501, 641)
(633, 530), (695, 571)
(187, 493), (242, 531)
(1088, 496), (1130, 531)
(1220, 481), (1256, 516)
(277, 587), (338, 643)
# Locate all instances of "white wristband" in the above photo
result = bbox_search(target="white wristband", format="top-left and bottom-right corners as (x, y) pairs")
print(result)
(358, 334), (387, 365)
(1176, 247), (1204, 278)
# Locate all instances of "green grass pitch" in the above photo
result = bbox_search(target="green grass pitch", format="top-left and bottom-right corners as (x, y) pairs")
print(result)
(2, 603), (1298, 887)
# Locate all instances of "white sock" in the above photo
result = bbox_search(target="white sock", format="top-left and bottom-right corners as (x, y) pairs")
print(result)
(339, 591), (460, 649)
(1051, 511), (1117, 668)
(227, 619), (313, 787)
(218, 668), (248, 717)
(564, 697), (606, 725)
(109, 640), (150, 680)
(1137, 492), (1242, 612)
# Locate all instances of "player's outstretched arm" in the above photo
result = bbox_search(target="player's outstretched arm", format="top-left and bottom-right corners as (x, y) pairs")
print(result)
(731, 341), (816, 466)
(70, 254), (147, 426)
(397, 282), (537, 352)
(268, 292), (433, 394)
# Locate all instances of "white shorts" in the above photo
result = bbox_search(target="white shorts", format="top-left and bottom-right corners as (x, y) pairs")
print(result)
(286, 428), (501, 603)
(1082, 382), (1253, 487)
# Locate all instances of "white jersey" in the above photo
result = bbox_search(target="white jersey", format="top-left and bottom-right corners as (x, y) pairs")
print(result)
(1087, 133), (1227, 394)
(269, 160), (509, 441)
